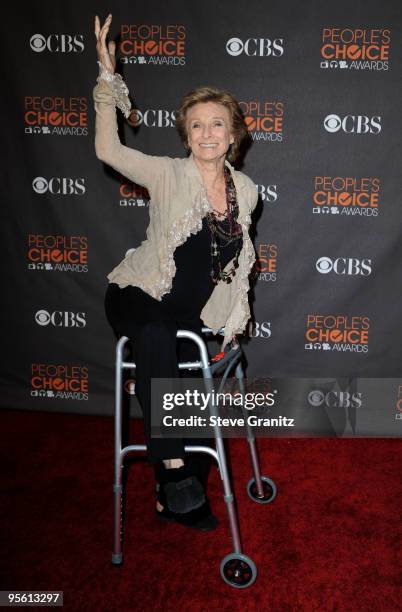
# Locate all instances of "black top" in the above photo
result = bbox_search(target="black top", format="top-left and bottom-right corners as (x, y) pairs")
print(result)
(161, 215), (243, 318)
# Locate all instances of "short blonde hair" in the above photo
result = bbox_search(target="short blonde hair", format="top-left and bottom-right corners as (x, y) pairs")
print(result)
(175, 86), (248, 163)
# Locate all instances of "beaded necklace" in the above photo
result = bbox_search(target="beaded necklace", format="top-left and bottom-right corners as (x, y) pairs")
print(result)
(206, 165), (243, 284)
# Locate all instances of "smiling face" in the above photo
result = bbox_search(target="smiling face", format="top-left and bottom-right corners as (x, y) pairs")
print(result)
(186, 101), (234, 164)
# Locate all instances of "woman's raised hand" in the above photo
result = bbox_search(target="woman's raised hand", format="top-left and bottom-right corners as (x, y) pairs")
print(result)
(94, 14), (116, 74)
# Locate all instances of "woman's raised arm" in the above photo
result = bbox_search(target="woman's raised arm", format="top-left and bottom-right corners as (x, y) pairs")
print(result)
(93, 14), (169, 190)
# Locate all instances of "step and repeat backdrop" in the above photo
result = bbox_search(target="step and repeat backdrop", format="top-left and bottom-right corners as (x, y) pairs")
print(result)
(3, 1), (402, 427)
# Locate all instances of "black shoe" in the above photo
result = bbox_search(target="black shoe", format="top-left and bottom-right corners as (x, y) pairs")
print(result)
(155, 502), (219, 532)
(155, 462), (206, 514)
(155, 481), (219, 532)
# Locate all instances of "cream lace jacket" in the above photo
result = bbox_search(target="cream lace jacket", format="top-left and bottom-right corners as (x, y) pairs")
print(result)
(93, 68), (259, 350)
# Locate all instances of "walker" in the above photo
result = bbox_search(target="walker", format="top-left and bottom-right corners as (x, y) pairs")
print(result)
(111, 327), (277, 588)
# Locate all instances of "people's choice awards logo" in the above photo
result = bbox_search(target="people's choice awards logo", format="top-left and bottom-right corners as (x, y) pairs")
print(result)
(30, 33), (84, 53)
(320, 28), (391, 71)
(305, 314), (369, 353)
(24, 96), (88, 136)
(312, 176), (380, 217)
(31, 364), (89, 400)
(226, 37), (284, 57)
(239, 100), (283, 142)
(119, 181), (150, 207)
(324, 114), (381, 134)
(27, 235), (88, 272)
(120, 24), (186, 66)
(254, 244), (277, 282)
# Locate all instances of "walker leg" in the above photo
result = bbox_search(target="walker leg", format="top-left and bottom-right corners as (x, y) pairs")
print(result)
(112, 482), (123, 565)
(217, 437), (243, 553)
(235, 362), (264, 497)
(236, 362), (278, 504)
(203, 372), (242, 554)
(207, 355), (258, 587)
(112, 337), (126, 565)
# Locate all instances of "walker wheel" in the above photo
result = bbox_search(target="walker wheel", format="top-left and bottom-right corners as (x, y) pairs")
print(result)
(220, 553), (257, 588)
(247, 476), (277, 504)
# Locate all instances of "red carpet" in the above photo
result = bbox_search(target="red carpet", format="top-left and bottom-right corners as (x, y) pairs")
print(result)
(1, 409), (401, 611)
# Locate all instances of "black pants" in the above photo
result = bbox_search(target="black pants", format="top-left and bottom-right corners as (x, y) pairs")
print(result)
(104, 283), (212, 484)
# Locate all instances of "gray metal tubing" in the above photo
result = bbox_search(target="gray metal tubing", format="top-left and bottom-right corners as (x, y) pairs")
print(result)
(114, 331), (243, 557)
(207, 377), (243, 553)
(121, 359), (209, 372)
(176, 329), (211, 367)
(112, 335), (129, 560)
(121, 443), (147, 459)
(119, 444), (221, 472)
(176, 330), (243, 554)
(213, 350), (264, 499)
(122, 361), (136, 369)
(178, 361), (202, 370)
(183, 445), (220, 470)
(210, 348), (241, 376)
(201, 326), (225, 336)
(121, 345), (241, 376)
(215, 355), (240, 394)
(235, 361), (265, 499)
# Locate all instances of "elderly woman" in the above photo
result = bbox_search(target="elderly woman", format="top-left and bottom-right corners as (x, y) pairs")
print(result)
(94, 14), (258, 531)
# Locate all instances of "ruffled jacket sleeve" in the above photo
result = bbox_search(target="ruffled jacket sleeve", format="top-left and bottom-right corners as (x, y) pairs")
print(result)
(93, 62), (169, 191)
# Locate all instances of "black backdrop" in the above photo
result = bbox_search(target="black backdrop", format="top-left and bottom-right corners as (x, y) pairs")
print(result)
(3, 1), (402, 419)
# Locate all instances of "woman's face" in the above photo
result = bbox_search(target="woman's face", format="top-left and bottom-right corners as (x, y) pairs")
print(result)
(186, 101), (234, 164)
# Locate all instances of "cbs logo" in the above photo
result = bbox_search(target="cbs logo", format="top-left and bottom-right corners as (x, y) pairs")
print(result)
(308, 389), (362, 409)
(35, 310), (86, 328)
(32, 177), (85, 195)
(324, 114), (381, 134)
(316, 257), (372, 276)
(127, 109), (176, 128)
(256, 184), (278, 203)
(226, 37), (284, 57)
(247, 321), (271, 338)
(30, 33), (84, 53)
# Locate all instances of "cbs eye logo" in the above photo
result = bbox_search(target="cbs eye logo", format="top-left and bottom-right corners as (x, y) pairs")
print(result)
(226, 38), (243, 56)
(324, 115), (342, 133)
(308, 390), (325, 406)
(32, 177), (48, 194)
(35, 310), (51, 325)
(316, 257), (333, 273)
(30, 34), (47, 52)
